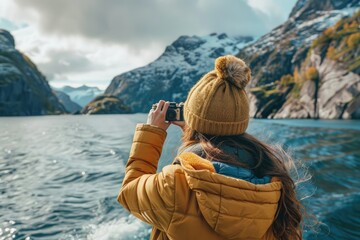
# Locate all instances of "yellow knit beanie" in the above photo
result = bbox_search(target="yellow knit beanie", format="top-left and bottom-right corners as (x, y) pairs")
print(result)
(184, 55), (251, 136)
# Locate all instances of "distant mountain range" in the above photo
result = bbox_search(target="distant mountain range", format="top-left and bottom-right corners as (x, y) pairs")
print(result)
(53, 90), (82, 113)
(104, 0), (360, 119)
(55, 85), (103, 107)
(0, 29), (66, 116)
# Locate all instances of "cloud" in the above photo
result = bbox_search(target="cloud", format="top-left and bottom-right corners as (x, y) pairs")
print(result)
(11, 0), (296, 48)
(11, 25), (163, 88)
(2, 0), (297, 89)
(245, 0), (296, 29)
(245, 0), (294, 18)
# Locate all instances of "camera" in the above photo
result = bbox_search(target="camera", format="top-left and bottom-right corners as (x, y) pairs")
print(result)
(152, 102), (184, 121)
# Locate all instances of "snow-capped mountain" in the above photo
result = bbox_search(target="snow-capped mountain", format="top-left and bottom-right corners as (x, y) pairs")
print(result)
(105, 33), (254, 112)
(237, 0), (359, 87)
(237, 0), (359, 119)
(56, 85), (103, 107)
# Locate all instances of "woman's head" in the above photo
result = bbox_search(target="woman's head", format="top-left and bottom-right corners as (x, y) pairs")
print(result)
(183, 55), (251, 136)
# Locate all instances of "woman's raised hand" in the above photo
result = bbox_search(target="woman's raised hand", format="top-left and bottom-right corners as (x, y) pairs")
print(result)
(147, 100), (171, 131)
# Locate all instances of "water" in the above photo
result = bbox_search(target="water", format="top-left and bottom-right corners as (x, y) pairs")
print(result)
(0, 115), (359, 240)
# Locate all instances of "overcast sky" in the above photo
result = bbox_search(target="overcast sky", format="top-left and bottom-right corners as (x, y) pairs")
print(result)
(0, 0), (297, 89)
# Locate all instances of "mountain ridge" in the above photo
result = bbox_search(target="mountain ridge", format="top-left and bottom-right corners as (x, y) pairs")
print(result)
(0, 29), (66, 116)
(55, 85), (103, 107)
(105, 33), (254, 112)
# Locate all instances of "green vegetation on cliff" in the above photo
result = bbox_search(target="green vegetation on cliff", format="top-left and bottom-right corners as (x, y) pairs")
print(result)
(312, 10), (360, 73)
(81, 94), (131, 114)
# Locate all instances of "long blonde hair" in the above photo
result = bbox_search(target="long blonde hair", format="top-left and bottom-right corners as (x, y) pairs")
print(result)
(179, 125), (304, 240)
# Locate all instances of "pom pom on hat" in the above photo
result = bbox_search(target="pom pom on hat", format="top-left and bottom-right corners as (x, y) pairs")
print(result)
(215, 55), (251, 89)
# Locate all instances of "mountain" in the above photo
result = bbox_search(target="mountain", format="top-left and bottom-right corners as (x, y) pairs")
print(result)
(242, 1), (360, 119)
(81, 94), (131, 114)
(0, 29), (66, 116)
(272, 11), (360, 119)
(105, 33), (254, 112)
(57, 85), (103, 107)
(53, 90), (82, 113)
(237, 0), (359, 87)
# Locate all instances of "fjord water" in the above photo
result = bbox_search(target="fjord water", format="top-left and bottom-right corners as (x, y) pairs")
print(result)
(0, 115), (359, 240)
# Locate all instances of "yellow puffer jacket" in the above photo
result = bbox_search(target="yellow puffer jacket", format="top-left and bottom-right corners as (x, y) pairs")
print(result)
(118, 124), (282, 240)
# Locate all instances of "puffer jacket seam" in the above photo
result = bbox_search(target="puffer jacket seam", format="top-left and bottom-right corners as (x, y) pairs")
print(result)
(134, 179), (142, 215)
(166, 171), (178, 232)
(198, 203), (275, 220)
(193, 191), (279, 204)
(133, 140), (164, 151)
(124, 168), (154, 176)
(143, 176), (161, 225)
(137, 208), (200, 217)
(134, 206), (174, 212)
(136, 124), (167, 136)
(187, 175), (281, 192)
(214, 184), (222, 231)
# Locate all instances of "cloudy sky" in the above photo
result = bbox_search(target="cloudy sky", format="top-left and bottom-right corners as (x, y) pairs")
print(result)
(0, 0), (296, 90)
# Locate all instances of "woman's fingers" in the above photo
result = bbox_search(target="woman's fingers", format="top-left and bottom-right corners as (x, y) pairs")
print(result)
(155, 100), (165, 112)
(162, 101), (170, 114)
(147, 100), (171, 131)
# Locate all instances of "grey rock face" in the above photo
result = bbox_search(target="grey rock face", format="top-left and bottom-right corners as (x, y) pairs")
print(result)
(314, 55), (360, 119)
(0, 29), (66, 116)
(273, 52), (360, 119)
(105, 33), (253, 113)
(273, 80), (317, 119)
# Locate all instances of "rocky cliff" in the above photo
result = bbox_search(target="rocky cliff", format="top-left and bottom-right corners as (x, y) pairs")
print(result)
(250, 10), (360, 119)
(0, 29), (66, 116)
(105, 33), (253, 112)
(237, 0), (359, 87)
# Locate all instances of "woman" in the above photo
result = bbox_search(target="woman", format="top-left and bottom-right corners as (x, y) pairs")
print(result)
(118, 55), (303, 239)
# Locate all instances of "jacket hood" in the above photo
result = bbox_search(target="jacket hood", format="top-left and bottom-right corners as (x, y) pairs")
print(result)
(175, 152), (282, 239)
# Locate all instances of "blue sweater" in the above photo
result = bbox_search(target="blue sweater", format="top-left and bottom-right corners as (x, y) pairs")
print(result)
(180, 143), (271, 184)
(212, 161), (271, 184)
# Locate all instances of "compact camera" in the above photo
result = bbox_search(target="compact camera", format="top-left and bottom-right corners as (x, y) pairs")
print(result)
(152, 102), (184, 121)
